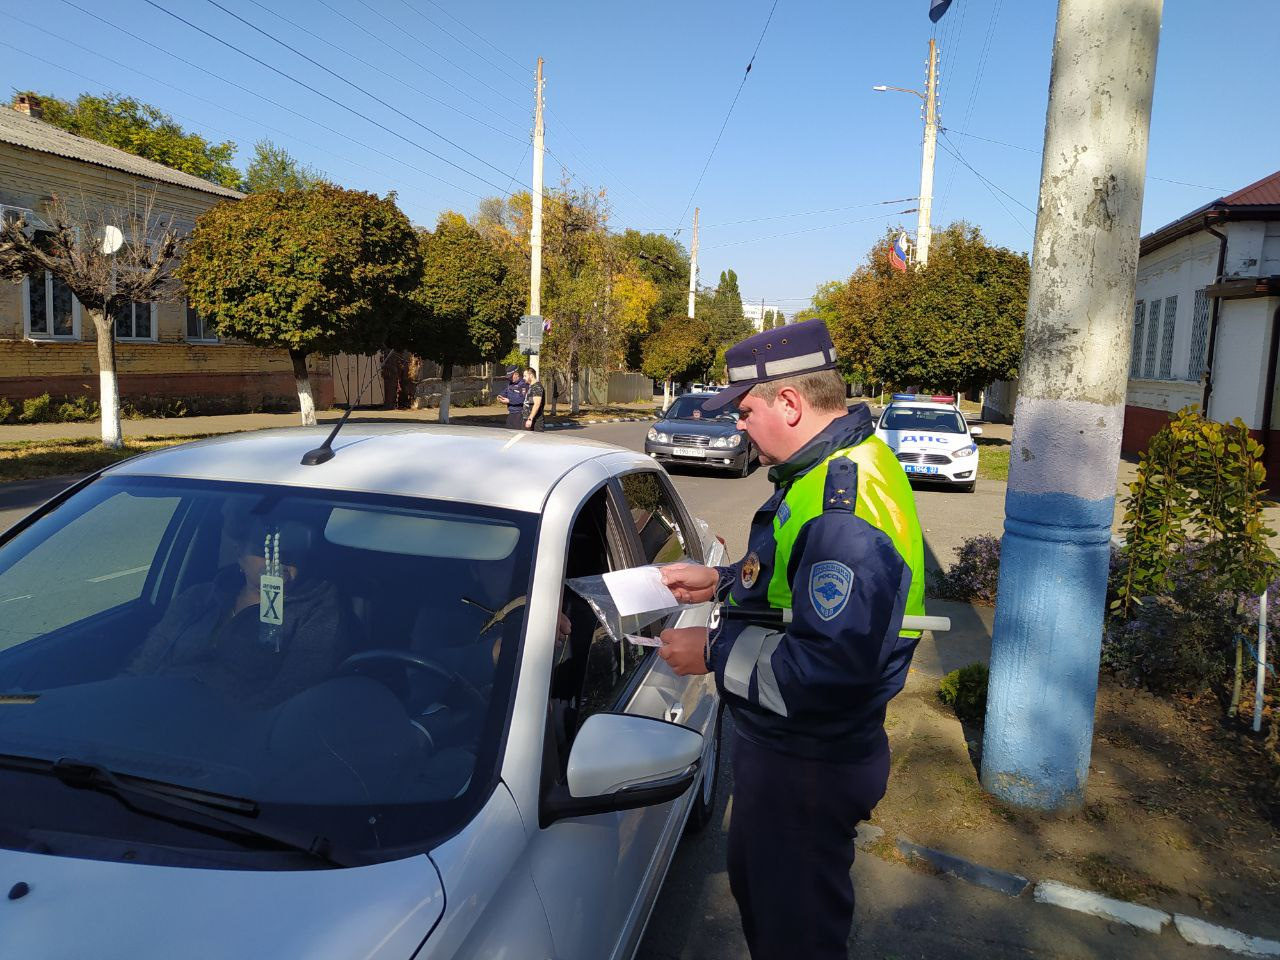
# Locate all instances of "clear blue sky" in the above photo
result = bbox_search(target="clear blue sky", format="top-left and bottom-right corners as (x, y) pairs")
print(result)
(5, 0), (1277, 316)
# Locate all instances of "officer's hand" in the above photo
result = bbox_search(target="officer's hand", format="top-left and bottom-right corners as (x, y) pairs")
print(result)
(660, 563), (718, 604)
(658, 626), (710, 676)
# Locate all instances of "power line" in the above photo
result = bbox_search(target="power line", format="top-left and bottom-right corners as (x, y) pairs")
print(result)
(935, 132), (1033, 235)
(422, 0), (526, 73)
(390, 0), (527, 89)
(239, 0), (525, 145)
(704, 209), (912, 250)
(347, 0), (529, 118)
(944, 128), (1229, 192)
(937, 0), (1004, 223)
(673, 0), (782, 233)
(693, 197), (917, 230)
(0, 23), (438, 211)
(195, 0), (519, 189)
(49, 0), (487, 200)
(311, 0), (524, 132)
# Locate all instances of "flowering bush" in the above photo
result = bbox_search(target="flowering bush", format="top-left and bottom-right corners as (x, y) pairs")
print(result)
(929, 535), (1001, 605)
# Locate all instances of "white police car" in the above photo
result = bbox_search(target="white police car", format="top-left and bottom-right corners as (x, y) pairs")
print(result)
(874, 394), (982, 492)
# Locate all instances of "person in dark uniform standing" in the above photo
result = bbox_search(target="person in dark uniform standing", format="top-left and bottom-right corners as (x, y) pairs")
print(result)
(658, 319), (926, 960)
(496, 368), (528, 429)
(522, 367), (546, 431)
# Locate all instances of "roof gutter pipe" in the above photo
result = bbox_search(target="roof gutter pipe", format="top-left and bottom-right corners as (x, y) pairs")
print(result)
(1200, 217), (1229, 415)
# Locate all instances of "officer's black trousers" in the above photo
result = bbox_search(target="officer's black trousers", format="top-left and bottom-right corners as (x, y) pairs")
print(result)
(727, 731), (890, 960)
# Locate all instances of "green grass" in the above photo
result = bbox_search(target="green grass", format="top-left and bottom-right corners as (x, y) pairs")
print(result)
(977, 444), (1009, 481)
(0, 435), (214, 483)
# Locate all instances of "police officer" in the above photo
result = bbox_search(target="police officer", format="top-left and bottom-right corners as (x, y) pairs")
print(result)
(496, 368), (528, 429)
(658, 319), (926, 960)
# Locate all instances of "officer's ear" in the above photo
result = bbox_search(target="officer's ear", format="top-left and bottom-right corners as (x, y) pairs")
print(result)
(774, 385), (805, 426)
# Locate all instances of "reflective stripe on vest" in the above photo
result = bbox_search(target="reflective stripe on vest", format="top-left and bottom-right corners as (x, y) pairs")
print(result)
(766, 436), (926, 636)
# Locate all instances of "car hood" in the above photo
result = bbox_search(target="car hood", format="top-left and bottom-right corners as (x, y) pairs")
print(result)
(656, 418), (740, 436)
(0, 846), (445, 959)
(878, 429), (968, 452)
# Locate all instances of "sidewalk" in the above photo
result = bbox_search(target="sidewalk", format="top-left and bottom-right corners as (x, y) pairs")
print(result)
(0, 399), (662, 443)
(867, 600), (1280, 953)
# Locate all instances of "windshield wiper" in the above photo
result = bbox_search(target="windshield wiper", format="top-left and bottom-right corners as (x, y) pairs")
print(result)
(0, 753), (355, 867)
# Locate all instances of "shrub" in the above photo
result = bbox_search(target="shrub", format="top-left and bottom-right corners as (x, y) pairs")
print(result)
(0, 397), (13, 424)
(929, 535), (1001, 604)
(55, 396), (100, 422)
(939, 662), (989, 723)
(20, 393), (55, 423)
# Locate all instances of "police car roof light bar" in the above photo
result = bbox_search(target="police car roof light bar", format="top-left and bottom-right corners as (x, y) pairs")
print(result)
(890, 393), (956, 404)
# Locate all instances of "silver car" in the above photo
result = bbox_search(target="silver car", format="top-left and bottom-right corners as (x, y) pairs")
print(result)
(0, 425), (723, 959)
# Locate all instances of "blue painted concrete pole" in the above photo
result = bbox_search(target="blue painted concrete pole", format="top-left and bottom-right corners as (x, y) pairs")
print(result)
(980, 0), (1164, 811)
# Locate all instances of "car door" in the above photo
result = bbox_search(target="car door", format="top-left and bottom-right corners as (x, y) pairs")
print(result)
(525, 474), (716, 960)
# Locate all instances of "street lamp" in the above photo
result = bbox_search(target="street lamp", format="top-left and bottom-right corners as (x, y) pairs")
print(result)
(872, 84), (925, 100)
(872, 38), (940, 266)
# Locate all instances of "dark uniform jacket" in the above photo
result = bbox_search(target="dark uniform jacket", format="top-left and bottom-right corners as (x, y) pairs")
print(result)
(708, 405), (926, 761)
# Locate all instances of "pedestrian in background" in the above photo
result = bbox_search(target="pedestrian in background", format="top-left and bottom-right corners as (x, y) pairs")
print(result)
(496, 368), (527, 429)
(658, 319), (926, 960)
(522, 367), (545, 431)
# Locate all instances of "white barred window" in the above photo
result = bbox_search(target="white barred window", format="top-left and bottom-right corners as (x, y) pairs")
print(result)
(1159, 295), (1177, 379)
(1143, 298), (1162, 379)
(1187, 288), (1210, 382)
(1130, 300), (1145, 377)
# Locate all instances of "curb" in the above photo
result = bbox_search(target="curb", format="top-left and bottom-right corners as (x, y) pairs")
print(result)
(897, 837), (1030, 898)
(873, 836), (1280, 956)
(544, 416), (657, 430)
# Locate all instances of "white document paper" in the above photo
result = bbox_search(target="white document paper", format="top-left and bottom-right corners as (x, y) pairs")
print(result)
(601, 566), (679, 618)
(625, 633), (663, 648)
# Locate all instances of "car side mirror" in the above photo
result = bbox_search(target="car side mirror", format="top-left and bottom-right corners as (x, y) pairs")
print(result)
(969, 426), (983, 436)
(540, 713), (703, 826)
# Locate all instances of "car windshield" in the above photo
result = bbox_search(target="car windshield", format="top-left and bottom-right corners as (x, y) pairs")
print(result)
(880, 406), (967, 434)
(0, 475), (535, 867)
(665, 396), (738, 421)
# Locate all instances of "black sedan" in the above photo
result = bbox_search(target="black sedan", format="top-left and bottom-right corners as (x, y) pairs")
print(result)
(645, 392), (757, 477)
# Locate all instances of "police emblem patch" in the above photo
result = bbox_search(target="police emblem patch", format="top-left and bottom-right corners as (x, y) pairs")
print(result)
(809, 561), (854, 621)
(776, 501), (791, 528)
(741, 552), (761, 589)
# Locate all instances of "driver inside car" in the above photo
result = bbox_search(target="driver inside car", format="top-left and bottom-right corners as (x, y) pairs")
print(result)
(127, 515), (348, 709)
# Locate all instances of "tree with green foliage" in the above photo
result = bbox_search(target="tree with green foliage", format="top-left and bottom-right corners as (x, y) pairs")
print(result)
(394, 212), (523, 422)
(829, 224), (1029, 392)
(642, 318), (716, 407)
(616, 229), (690, 366)
(24, 91), (240, 189)
(708, 269), (752, 346)
(242, 139), (327, 193)
(179, 185), (422, 425)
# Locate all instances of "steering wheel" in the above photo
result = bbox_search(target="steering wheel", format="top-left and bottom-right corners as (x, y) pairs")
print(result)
(337, 649), (488, 715)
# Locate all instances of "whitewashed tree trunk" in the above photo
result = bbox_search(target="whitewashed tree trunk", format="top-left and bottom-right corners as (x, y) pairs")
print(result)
(439, 361), (453, 424)
(663, 378), (672, 410)
(290, 350), (317, 426)
(93, 312), (123, 449)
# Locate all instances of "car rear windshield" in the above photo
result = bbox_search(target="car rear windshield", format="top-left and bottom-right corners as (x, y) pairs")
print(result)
(0, 475), (535, 866)
(881, 406), (967, 434)
(665, 395), (738, 421)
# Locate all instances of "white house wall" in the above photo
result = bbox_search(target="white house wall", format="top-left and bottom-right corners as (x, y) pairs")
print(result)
(1207, 297), (1276, 430)
(1130, 231), (1217, 396)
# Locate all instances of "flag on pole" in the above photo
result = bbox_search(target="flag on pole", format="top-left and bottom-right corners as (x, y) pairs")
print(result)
(890, 233), (909, 272)
(929, 0), (954, 23)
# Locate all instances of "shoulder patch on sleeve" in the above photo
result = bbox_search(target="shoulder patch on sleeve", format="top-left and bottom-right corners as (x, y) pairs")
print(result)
(810, 560), (854, 621)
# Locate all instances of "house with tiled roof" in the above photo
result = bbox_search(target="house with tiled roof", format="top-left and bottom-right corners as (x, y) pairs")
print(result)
(0, 94), (332, 413)
(1122, 169), (1280, 475)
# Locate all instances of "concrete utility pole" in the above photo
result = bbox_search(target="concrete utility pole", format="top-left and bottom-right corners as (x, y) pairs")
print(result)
(916, 38), (939, 268)
(529, 57), (545, 320)
(687, 207), (700, 319)
(980, 0), (1164, 811)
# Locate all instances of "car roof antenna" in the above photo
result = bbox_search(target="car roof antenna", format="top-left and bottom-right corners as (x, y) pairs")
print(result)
(301, 351), (401, 466)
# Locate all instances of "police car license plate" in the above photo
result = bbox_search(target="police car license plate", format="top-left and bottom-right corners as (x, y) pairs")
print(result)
(904, 464), (939, 475)
(673, 446), (706, 458)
